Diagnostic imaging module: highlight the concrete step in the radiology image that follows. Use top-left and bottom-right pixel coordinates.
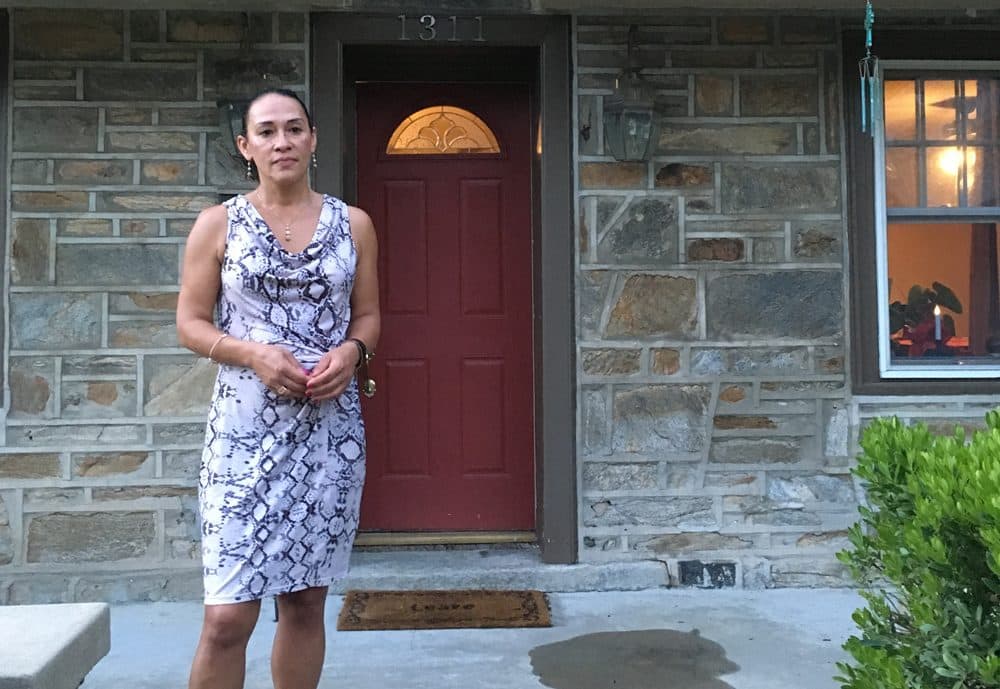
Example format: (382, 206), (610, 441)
(0, 602), (110, 689)
(335, 547), (668, 592)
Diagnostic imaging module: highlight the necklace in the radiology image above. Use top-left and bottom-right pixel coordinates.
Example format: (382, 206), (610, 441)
(253, 193), (312, 245)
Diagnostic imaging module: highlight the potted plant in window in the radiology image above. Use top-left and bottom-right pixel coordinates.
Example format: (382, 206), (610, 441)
(889, 281), (963, 357)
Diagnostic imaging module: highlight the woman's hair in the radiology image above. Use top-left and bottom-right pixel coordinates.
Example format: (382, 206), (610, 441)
(241, 88), (315, 136)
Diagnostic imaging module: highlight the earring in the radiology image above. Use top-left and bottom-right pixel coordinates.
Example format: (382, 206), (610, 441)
(311, 152), (318, 170)
(245, 159), (253, 181)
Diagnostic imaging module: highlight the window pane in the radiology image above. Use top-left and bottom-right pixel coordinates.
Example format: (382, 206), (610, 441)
(884, 80), (917, 141)
(885, 147), (918, 207)
(887, 222), (1000, 362)
(386, 105), (501, 155)
(926, 146), (961, 207)
(968, 144), (1000, 207)
(924, 79), (960, 141)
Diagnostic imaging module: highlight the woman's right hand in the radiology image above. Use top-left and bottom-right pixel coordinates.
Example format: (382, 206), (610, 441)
(250, 343), (309, 398)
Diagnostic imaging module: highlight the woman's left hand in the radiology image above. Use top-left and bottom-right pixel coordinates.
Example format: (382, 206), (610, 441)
(305, 343), (358, 402)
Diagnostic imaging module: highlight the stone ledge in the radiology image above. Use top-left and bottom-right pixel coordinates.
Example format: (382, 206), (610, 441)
(0, 602), (110, 689)
(338, 549), (668, 593)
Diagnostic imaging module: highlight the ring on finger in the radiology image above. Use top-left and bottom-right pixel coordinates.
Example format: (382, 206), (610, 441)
(277, 384), (289, 395)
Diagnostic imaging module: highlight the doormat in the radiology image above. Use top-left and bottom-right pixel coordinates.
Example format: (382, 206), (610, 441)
(336, 589), (552, 631)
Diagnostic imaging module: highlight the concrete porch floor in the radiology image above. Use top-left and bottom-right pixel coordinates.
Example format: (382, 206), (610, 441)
(79, 587), (863, 689)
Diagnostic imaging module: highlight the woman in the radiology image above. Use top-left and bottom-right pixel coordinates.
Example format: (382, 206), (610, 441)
(176, 88), (379, 689)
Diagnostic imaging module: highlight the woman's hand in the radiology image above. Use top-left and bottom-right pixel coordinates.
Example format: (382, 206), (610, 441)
(305, 343), (358, 402)
(250, 343), (309, 398)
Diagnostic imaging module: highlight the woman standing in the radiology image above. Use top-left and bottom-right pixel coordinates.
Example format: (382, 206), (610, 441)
(176, 88), (379, 689)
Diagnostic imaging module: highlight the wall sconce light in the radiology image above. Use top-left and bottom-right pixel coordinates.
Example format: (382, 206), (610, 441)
(215, 12), (274, 165)
(603, 25), (659, 162)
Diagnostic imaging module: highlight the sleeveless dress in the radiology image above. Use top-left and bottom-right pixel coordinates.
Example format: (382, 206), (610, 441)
(198, 193), (366, 605)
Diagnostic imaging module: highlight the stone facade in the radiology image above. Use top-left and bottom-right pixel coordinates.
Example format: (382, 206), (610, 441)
(1, 8), (994, 601)
(576, 15), (856, 587)
(0, 9), (305, 602)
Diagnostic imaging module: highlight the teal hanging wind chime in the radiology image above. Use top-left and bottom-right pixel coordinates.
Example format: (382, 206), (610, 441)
(859, 0), (880, 135)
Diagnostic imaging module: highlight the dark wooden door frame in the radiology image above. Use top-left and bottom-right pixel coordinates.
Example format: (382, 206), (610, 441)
(311, 14), (576, 564)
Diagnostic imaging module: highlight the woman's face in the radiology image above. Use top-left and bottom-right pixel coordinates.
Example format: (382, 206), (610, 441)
(238, 93), (316, 184)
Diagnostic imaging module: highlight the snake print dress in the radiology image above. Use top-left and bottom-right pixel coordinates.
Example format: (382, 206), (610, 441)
(198, 193), (366, 605)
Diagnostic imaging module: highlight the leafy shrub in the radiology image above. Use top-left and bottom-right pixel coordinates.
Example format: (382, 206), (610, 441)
(836, 413), (1000, 689)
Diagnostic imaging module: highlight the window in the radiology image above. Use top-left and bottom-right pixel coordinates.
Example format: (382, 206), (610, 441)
(845, 30), (1000, 392)
(386, 105), (500, 155)
(875, 68), (1000, 378)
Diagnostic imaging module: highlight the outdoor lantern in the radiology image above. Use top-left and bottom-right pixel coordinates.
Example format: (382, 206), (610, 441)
(602, 25), (659, 162)
(603, 75), (659, 162)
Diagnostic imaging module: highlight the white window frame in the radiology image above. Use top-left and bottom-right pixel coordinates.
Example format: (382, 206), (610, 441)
(875, 59), (1000, 379)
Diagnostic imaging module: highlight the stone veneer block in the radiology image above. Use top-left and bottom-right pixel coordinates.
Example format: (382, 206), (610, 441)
(766, 473), (855, 504)
(58, 218), (114, 237)
(13, 108), (99, 152)
(691, 347), (810, 376)
(26, 512), (156, 563)
(597, 199), (678, 263)
(582, 462), (658, 491)
(780, 16), (837, 44)
(687, 238), (744, 262)
(143, 356), (217, 416)
(73, 452), (152, 478)
(657, 124), (797, 156)
(167, 11), (245, 42)
(61, 381), (138, 418)
(586, 496), (716, 528)
(130, 10), (160, 42)
(741, 75), (819, 116)
(54, 160), (132, 185)
(606, 275), (697, 339)
(633, 532), (757, 554)
(651, 349), (681, 375)
(11, 219), (50, 285)
(718, 16), (773, 44)
(12, 160), (48, 184)
(13, 10), (124, 60)
(110, 292), (179, 314)
(612, 385), (710, 454)
(580, 162), (646, 189)
(141, 160), (199, 185)
(710, 437), (804, 464)
(722, 164), (840, 213)
(655, 164), (713, 189)
(0, 495), (12, 565)
(0, 453), (62, 479)
(162, 450), (201, 480)
(793, 221), (843, 261)
(578, 270), (611, 340)
(581, 386), (609, 456)
(10, 293), (102, 349)
(107, 131), (200, 153)
(95, 192), (215, 213)
(582, 348), (641, 376)
(9, 358), (55, 418)
(706, 271), (841, 339)
(8, 424), (145, 447)
(56, 245), (178, 286)
(62, 355), (137, 376)
(13, 191), (89, 212)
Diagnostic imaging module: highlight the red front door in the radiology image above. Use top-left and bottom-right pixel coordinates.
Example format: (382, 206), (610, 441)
(356, 83), (535, 531)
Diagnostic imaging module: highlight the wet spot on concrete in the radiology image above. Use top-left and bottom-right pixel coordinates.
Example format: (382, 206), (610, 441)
(530, 628), (739, 689)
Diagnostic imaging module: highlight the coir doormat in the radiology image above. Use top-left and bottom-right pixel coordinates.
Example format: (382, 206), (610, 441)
(336, 589), (552, 631)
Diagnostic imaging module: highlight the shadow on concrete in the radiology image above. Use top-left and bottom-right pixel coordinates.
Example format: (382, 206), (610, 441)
(529, 628), (739, 689)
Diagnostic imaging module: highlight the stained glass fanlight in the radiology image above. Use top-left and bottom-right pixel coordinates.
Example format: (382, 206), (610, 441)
(386, 105), (500, 155)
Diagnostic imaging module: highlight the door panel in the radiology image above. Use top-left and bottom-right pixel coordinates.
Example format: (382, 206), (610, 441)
(356, 83), (534, 531)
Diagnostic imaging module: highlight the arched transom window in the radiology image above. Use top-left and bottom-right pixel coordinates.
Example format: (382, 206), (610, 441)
(386, 105), (501, 155)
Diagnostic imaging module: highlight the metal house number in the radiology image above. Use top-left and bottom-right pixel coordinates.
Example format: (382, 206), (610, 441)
(397, 14), (486, 42)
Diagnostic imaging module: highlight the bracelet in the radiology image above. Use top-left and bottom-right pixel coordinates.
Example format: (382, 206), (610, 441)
(207, 333), (229, 361)
(346, 337), (368, 369)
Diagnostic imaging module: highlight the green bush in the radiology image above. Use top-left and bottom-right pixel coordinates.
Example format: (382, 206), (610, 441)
(836, 413), (1000, 689)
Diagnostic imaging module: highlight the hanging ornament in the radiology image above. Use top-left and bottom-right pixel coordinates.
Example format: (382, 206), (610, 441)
(858, 0), (880, 135)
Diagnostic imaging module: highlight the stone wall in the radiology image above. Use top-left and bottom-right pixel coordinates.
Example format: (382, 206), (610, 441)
(0, 9), (307, 602)
(575, 16), (857, 587)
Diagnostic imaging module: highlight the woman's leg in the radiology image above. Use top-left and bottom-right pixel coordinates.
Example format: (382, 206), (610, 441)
(271, 586), (329, 689)
(188, 599), (262, 689)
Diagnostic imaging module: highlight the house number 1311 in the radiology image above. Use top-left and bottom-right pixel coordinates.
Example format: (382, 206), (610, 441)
(397, 14), (486, 42)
